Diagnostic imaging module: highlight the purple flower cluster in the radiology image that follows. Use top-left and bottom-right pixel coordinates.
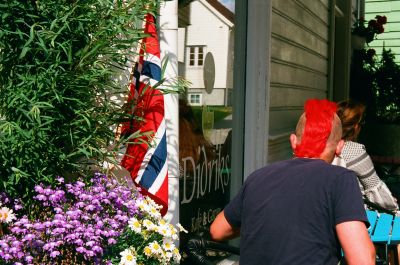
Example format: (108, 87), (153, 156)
(0, 173), (141, 264)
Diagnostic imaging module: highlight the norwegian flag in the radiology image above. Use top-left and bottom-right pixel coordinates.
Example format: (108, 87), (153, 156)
(121, 13), (168, 216)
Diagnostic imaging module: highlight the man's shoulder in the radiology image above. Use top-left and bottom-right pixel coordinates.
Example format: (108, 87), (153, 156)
(247, 158), (355, 181)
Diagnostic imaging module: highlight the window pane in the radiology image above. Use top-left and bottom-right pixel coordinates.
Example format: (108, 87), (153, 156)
(178, 0), (236, 256)
(198, 47), (204, 65)
(189, 47), (195, 65)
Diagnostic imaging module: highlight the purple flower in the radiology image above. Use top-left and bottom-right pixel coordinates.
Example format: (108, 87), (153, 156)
(85, 241), (95, 247)
(107, 238), (117, 245)
(86, 250), (95, 257)
(92, 245), (103, 254)
(54, 213), (66, 220)
(75, 202), (85, 208)
(43, 188), (53, 195)
(35, 194), (47, 201)
(85, 204), (95, 211)
(23, 234), (35, 241)
(33, 223), (44, 230)
(74, 239), (84, 246)
(9, 247), (18, 254)
(76, 246), (87, 253)
(43, 242), (56, 251)
(50, 250), (60, 258)
(76, 181), (85, 188)
(0, 173), (144, 263)
(56, 177), (64, 183)
(11, 241), (22, 248)
(34, 185), (44, 193)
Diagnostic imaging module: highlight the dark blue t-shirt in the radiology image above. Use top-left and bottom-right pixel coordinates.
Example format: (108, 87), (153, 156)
(224, 158), (368, 265)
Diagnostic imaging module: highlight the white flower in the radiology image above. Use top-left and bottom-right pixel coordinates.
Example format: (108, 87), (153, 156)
(119, 248), (137, 265)
(168, 224), (179, 240)
(159, 219), (167, 226)
(146, 197), (162, 210)
(148, 241), (162, 254)
(149, 206), (161, 219)
(128, 217), (141, 233)
(172, 247), (181, 262)
(177, 223), (188, 233)
(165, 250), (173, 260)
(0, 207), (16, 223)
(162, 238), (175, 251)
(142, 219), (155, 231)
(137, 199), (150, 213)
(143, 246), (152, 257)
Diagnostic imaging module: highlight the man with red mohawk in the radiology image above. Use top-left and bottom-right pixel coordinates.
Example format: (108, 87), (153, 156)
(210, 99), (375, 265)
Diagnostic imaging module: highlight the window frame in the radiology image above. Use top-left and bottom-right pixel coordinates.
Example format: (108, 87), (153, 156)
(186, 45), (206, 67)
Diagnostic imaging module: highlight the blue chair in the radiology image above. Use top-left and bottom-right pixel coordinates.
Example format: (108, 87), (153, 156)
(366, 209), (400, 265)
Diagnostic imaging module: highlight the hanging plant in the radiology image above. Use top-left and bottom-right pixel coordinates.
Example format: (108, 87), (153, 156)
(352, 15), (387, 44)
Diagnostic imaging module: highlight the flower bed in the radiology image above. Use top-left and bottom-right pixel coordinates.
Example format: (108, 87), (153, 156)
(0, 173), (182, 264)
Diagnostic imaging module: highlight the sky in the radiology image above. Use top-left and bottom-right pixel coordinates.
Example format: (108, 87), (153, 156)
(218, 0), (235, 12)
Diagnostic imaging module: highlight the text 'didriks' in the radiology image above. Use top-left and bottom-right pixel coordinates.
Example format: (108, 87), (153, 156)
(180, 144), (230, 204)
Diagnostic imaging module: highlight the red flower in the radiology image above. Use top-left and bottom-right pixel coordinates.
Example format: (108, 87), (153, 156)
(352, 14), (387, 44)
(377, 24), (385, 34)
(368, 19), (379, 29)
(376, 15), (387, 25)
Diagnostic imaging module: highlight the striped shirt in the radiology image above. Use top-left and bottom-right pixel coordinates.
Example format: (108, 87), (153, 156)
(334, 141), (399, 212)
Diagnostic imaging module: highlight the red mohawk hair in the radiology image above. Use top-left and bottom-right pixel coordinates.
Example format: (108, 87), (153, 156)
(294, 99), (338, 158)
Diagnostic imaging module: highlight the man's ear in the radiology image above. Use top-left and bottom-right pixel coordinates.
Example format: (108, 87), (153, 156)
(290, 134), (298, 151)
(335, 139), (345, 156)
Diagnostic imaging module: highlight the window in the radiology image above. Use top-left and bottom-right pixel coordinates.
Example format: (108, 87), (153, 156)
(187, 46), (205, 66)
(188, 94), (201, 105)
(198, 47), (204, 66)
(189, 47), (195, 66)
(178, 0), (242, 246)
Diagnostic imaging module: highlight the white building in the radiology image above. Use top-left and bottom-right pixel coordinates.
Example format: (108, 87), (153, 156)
(178, 0), (234, 106)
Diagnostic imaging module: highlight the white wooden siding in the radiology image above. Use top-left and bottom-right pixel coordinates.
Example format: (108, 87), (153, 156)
(365, 0), (400, 63)
(268, 0), (331, 162)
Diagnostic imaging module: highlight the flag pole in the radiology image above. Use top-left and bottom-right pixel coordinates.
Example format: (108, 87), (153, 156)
(159, 0), (179, 230)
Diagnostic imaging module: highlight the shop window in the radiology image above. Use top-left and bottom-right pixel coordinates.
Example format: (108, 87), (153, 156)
(178, 1), (240, 263)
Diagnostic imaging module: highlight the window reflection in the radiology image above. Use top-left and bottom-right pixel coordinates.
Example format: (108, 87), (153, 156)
(178, 0), (235, 251)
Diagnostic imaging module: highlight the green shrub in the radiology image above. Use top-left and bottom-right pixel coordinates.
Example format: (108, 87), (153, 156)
(0, 0), (160, 205)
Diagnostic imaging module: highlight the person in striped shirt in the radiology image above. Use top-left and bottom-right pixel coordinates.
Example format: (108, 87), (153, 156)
(333, 100), (399, 213)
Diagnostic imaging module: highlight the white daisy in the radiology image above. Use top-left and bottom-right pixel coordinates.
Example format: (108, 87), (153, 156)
(148, 241), (162, 254)
(119, 248), (137, 265)
(149, 206), (161, 219)
(0, 207), (16, 223)
(172, 248), (181, 262)
(143, 246), (152, 257)
(137, 199), (150, 213)
(128, 217), (141, 233)
(146, 197), (162, 210)
(162, 238), (175, 251)
(142, 219), (155, 231)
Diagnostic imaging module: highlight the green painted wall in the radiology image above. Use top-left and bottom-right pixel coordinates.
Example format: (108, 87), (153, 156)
(365, 0), (400, 62)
